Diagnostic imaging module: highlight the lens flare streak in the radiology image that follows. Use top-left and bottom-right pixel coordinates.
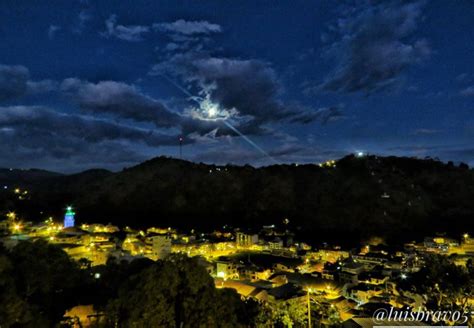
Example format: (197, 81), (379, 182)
(222, 120), (278, 164)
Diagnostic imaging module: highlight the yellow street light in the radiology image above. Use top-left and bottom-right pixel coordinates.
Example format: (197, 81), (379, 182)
(307, 287), (314, 328)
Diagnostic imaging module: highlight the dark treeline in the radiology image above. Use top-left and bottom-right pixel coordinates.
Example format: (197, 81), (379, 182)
(0, 240), (262, 327)
(1, 155), (473, 246)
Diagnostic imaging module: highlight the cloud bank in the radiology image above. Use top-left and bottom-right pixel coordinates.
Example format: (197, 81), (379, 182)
(320, 0), (430, 94)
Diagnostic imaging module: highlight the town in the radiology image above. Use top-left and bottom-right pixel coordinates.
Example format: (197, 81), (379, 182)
(2, 202), (473, 327)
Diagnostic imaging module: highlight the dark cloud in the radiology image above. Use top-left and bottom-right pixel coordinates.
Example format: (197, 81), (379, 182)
(151, 18), (329, 138)
(320, 0), (430, 94)
(153, 20), (221, 35)
(0, 64), (57, 101)
(0, 106), (183, 148)
(290, 106), (345, 125)
(0, 105), (194, 171)
(61, 78), (181, 128)
(0, 133), (147, 173)
(0, 65), (29, 101)
(59, 77), (259, 138)
(101, 15), (149, 42)
(152, 54), (321, 135)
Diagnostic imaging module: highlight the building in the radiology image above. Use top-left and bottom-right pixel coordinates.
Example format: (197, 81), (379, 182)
(461, 236), (474, 254)
(268, 238), (284, 250)
(64, 206), (75, 228)
(216, 260), (241, 280)
(150, 235), (171, 260)
(239, 265), (272, 281)
(358, 270), (389, 285)
(346, 284), (384, 304)
(236, 232), (258, 247)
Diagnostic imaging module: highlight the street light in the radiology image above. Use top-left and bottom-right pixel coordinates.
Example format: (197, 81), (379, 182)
(307, 288), (313, 328)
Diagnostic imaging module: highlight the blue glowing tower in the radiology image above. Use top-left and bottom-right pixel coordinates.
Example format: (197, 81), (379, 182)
(64, 206), (75, 228)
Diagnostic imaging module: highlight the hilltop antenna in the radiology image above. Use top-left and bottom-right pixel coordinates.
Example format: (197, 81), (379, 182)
(179, 136), (183, 159)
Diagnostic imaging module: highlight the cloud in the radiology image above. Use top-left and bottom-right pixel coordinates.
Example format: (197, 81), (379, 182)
(59, 77), (263, 138)
(0, 65), (29, 101)
(460, 85), (474, 97)
(151, 19), (340, 137)
(320, 0), (430, 94)
(153, 19), (221, 35)
(61, 78), (181, 128)
(290, 106), (345, 125)
(412, 128), (440, 135)
(455, 73), (469, 83)
(0, 106), (183, 147)
(0, 64), (58, 101)
(48, 25), (61, 39)
(101, 14), (149, 41)
(152, 54), (321, 135)
(0, 106), (192, 171)
(73, 10), (92, 34)
(27, 80), (58, 94)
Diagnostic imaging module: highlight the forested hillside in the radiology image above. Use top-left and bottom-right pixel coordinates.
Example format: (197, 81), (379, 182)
(1, 155), (473, 245)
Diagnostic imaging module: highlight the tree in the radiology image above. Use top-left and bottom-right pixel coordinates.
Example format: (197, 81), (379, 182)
(0, 253), (42, 327)
(106, 254), (257, 327)
(5, 240), (89, 326)
(399, 254), (473, 318)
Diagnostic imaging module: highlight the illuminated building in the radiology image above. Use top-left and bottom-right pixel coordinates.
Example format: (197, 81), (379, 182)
(150, 235), (171, 260)
(461, 235), (474, 254)
(236, 232), (258, 247)
(64, 206), (75, 228)
(216, 260), (241, 280)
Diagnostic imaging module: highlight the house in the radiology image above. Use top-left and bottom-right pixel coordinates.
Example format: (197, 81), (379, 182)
(346, 284), (384, 304)
(239, 265), (272, 281)
(267, 283), (305, 302)
(331, 297), (358, 321)
(358, 270), (389, 285)
(273, 262), (294, 272)
(353, 252), (389, 266)
(269, 274), (288, 287)
(216, 259), (241, 280)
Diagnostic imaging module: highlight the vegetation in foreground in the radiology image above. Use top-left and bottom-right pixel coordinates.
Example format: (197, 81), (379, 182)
(1, 241), (474, 327)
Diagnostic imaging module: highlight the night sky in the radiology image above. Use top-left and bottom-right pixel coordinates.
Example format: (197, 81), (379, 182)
(1, 0), (473, 172)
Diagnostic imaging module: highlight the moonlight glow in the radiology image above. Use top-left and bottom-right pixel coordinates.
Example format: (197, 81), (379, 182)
(190, 95), (232, 121)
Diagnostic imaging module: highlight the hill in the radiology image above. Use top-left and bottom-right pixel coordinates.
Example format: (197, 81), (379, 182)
(1, 155), (473, 245)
